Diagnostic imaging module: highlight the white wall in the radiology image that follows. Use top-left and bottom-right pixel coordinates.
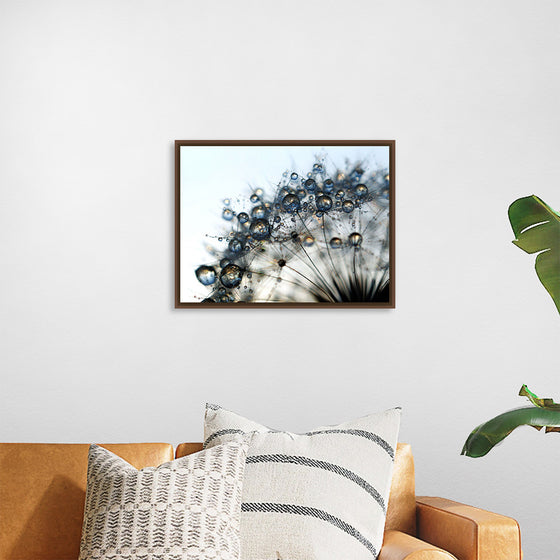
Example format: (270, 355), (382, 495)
(1, 1), (559, 558)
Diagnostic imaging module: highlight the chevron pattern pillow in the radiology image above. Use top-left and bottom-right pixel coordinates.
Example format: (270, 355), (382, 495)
(204, 405), (401, 560)
(79, 441), (248, 560)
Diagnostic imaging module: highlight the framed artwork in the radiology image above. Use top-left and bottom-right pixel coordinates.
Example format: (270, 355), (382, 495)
(175, 140), (395, 308)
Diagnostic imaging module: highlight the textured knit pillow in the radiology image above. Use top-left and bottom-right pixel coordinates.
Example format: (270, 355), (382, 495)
(204, 405), (401, 560)
(79, 441), (248, 560)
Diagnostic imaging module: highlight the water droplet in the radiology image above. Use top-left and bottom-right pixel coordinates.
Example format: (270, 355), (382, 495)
(223, 198), (231, 206)
(349, 232), (362, 247)
(282, 193), (301, 213)
(313, 163), (323, 173)
(329, 237), (342, 249)
(342, 200), (354, 213)
(252, 205), (267, 219)
(302, 235), (314, 247)
(249, 219), (271, 240)
(304, 178), (316, 192)
(290, 172), (299, 181)
(195, 265), (216, 286)
(220, 263), (243, 288)
(250, 193), (259, 203)
(255, 188), (264, 196)
(297, 189), (306, 199)
(316, 195), (333, 212)
(355, 184), (368, 197)
(323, 179), (334, 193)
(222, 208), (234, 221)
(237, 212), (249, 224)
(336, 190), (345, 199)
(228, 238), (244, 254)
(274, 215), (281, 223)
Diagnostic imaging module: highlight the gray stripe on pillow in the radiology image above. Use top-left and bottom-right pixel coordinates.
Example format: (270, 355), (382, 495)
(247, 454), (386, 512)
(241, 502), (377, 557)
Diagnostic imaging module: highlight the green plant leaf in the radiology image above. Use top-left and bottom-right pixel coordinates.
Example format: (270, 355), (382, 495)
(461, 406), (560, 458)
(508, 195), (560, 314)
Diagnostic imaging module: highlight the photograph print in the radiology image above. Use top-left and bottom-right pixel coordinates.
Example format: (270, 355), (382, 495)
(175, 141), (395, 308)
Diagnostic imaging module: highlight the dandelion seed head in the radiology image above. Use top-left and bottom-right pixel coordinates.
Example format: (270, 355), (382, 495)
(195, 155), (390, 303)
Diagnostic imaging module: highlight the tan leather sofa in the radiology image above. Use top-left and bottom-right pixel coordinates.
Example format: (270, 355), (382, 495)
(0, 442), (521, 560)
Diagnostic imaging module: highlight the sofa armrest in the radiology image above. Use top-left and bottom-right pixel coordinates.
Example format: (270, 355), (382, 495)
(379, 530), (457, 560)
(416, 496), (522, 560)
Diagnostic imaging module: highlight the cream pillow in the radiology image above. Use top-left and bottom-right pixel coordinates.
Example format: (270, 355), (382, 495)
(79, 441), (248, 560)
(204, 405), (401, 560)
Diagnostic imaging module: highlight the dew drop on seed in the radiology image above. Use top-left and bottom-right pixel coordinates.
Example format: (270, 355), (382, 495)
(237, 212), (249, 224)
(223, 198), (231, 206)
(290, 172), (299, 181)
(282, 193), (301, 213)
(228, 238), (243, 253)
(355, 184), (368, 197)
(323, 179), (334, 193)
(304, 178), (316, 192)
(303, 235), (314, 247)
(252, 206), (267, 219)
(316, 195), (333, 212)
(349, 232), (362, 247)
(195, 265), (216, 286)
(220, 263), (243, 288)
(342, 200), (354, 213)
(222, 208), (234, 221)
(329, 237), (342, 249)
(249, 219), (271, 240)
(250, 194), (259, 203)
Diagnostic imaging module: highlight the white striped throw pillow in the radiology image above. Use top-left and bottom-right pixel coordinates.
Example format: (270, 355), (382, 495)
(204, 405), (401, 560)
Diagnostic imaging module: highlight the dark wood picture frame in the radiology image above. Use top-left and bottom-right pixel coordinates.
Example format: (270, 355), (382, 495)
(175, 140), (395, 308)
